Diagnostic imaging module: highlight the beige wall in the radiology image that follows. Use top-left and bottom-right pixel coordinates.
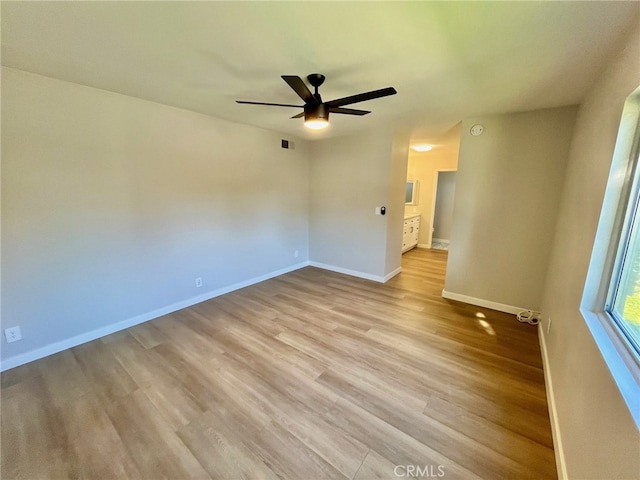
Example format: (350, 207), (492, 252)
(405, 125), (460, 246)
(1, 66), (409, 368)
(1, 67), (310, 365)
(539, 24), (640, 480)
(444, 106), (577, 312)
(309, 128), (408, 281)
(386, 131), (411, 273)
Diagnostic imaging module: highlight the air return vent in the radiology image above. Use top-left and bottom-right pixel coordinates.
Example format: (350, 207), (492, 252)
(281, 139), (295, 149)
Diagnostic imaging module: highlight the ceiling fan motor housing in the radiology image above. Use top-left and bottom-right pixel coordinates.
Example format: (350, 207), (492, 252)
(304, 103), (329, 122)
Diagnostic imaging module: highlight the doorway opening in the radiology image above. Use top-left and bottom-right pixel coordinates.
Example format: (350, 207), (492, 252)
(403, 123), (461, 256)
(428, 170), (457, 250)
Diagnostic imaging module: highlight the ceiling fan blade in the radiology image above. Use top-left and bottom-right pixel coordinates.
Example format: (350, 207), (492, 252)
(290, 112), (305, 119)
(329, 107), (371, 116)
(236, 100), (302, 108)
(281, 75), (315, 104)
(325, 87), (397, 108)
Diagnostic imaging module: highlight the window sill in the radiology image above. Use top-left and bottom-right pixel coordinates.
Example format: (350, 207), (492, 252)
(581, 308), (640, 429)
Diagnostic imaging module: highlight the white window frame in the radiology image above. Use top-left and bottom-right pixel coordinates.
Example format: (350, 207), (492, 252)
(581, 87), (640, 428)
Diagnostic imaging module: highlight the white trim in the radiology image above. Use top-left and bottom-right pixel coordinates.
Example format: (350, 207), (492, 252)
(578, 89), (640, 429)
(581, 309), (640, 426)
(309, 261), (387, 283)
(441, 290), (530, 315)
(432, 238), (450, 244)
(416, 243), (431, 249)
(0, 262), (309, 372)
(539, 327), (568, 480)
(383, 266), (402, 282)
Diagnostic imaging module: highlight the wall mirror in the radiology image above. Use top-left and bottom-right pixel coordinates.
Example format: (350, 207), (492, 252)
(406, 180), (419, 205)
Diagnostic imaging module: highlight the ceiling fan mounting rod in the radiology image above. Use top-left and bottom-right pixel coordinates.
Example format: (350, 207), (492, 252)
(307, 73), (325, 96)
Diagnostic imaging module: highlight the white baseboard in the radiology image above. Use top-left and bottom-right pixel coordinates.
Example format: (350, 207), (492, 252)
(308, 261), (389, 283)
(441, 290), (530, 315)
(539, 327), (568, 480)
(432, 238), (450, 243)
(384, 266), (402, 282)
(0, 262), (309, 372)
(417, 243), (431, 249)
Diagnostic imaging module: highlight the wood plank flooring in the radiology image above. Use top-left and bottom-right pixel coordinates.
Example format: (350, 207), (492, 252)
(1, 248), (557, 479)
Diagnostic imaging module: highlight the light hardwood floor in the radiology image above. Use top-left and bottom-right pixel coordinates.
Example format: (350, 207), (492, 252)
(1, 248), (557, 479)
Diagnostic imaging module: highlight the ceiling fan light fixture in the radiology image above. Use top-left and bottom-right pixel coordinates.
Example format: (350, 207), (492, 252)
(304, 104), (329, 130)
(304, 119), (329, 130)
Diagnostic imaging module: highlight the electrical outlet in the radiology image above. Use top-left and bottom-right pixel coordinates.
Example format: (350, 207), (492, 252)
(547, 317), (552, 335)
(5, 326), (22, 343)
(294, 250), (299, 258)
(195, 277), (203, 288)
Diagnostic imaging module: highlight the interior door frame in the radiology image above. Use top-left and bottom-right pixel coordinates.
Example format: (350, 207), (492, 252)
(426, 168), (457, 248)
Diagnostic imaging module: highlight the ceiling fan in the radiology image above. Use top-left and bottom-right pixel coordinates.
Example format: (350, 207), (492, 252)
(236, 74), (397, 130)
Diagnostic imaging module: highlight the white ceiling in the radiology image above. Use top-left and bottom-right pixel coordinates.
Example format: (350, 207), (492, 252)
(2, 2), (638, 143)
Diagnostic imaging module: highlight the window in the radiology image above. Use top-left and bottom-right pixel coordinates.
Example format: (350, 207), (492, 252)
(607, 153), (640, 359)
(581, 87), (640, 428)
